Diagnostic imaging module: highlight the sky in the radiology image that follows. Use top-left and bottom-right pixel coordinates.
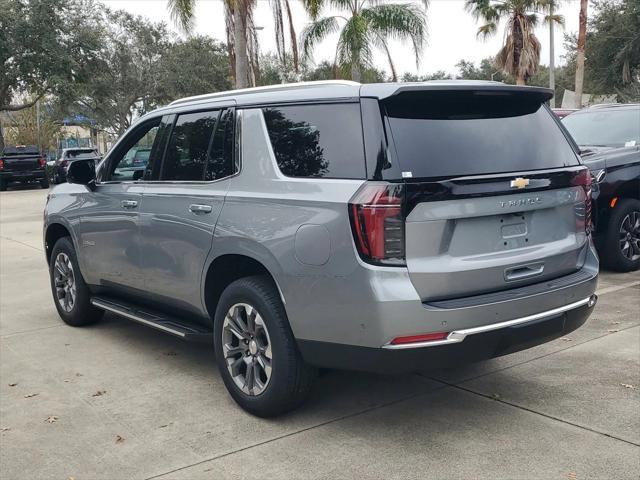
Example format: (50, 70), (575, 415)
(102, 0), (586, 77)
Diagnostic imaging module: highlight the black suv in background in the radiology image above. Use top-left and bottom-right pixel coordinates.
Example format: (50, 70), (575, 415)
(0, 145), (48, 191)
(563, 104), (640, 271)
(51, 148), (101, 184)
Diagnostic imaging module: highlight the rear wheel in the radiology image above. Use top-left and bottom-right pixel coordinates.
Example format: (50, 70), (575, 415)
(213, 276), (316, 417)
(49, 237), (103, 326)
(0, 179), (7, 191)
(40, 177), (49, 188)
(602, 198), (640, 272)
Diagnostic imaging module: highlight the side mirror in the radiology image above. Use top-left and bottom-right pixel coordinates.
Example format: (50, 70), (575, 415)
(66, 158), (97, 191)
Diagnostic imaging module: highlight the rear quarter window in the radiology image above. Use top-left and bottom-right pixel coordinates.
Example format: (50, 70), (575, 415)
(262, 103), (365, 179)
(384, 91), (580, 179)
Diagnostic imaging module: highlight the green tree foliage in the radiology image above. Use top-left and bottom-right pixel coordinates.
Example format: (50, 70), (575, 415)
(159, 36), (232, 99)
(564, 0), (639, 100)
(301, 0), (427, 82)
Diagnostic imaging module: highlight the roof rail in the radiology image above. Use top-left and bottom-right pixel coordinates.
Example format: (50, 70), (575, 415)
(168, 80), (361, 106)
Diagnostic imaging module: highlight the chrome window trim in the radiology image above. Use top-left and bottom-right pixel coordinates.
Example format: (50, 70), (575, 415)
(382, 296), (595, 349)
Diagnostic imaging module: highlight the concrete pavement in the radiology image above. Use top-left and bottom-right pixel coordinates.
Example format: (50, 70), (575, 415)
(1, 187), (639, 479)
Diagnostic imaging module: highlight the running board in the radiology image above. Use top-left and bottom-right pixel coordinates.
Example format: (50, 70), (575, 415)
(90, 296), (212, 343)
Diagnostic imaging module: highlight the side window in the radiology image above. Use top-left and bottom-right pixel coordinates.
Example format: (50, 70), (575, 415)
(205, 109), (235, 181)
(143, 115), (173, 181)
(262, 103), (365, 179)
(107, 118), (161, 182)
(162, 110), (219, 181)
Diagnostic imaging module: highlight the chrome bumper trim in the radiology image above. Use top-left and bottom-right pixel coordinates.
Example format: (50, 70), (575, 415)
(382, 295), (596, 350)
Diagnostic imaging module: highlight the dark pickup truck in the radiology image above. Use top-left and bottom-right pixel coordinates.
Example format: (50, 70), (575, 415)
(0, 145), (49, 191)
(563, 104), (640, 272)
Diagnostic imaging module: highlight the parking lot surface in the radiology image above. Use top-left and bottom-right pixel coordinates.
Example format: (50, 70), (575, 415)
(1, 187), (639, 479)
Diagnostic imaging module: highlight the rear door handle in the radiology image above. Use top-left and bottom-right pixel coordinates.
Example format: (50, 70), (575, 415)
(189, 204), (213, 214)
(121, 200), (138, 209)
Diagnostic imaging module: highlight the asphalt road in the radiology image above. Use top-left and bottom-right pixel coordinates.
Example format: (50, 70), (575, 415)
(1, 187), (639, 480)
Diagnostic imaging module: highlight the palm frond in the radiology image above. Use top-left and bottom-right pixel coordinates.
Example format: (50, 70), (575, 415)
(167, 0), (196, 33)
(477, 22), (497, 40)
(301, 16), (341, 61)
(336, 14), (374, 75)
(362, 3), (427, 68)
(301, 0), (326, 20)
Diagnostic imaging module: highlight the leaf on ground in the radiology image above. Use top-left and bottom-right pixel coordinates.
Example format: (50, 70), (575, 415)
(45, 416), (58, 424)
(158, 423), (172, 429)
(491, 393), (501, 400)
(24, 393), (38, 398)
(610, 321), (621, 325)
(75, 373), (83, 377)
(8, 383), (17, 387)
(1, 427), (10, 432)
(115, 435), (125, 444)
(620, 383), (636, 390)
(165, 351), (177, 356)
(561, 338), (573, 342)
(567, 473), (577, 480)
(608, 329), (620, 333)
(92, 390), (107, 397)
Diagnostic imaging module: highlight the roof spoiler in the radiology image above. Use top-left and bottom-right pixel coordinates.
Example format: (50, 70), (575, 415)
(362, 83), (553, 104)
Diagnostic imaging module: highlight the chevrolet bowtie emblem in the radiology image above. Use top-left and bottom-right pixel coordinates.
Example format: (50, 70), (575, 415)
(510, 177), (530, 189)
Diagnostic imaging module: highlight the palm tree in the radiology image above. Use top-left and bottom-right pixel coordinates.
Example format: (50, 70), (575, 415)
(466, 0), (562, 86)
(271, 0), (300, 80)
(168, 0), (297, 88)
(301, 1), (428, 82)
(574, 0), (588, 107)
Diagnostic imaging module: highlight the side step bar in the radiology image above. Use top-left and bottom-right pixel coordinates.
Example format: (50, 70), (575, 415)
(91, 296), (212, 343)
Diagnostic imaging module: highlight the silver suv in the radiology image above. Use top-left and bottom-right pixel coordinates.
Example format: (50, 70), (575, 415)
(44, 81), (599, 416)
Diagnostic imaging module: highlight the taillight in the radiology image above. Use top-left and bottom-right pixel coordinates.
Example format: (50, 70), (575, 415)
(0, 159), (3, 170)
(572, 168), (592, 234)
(39, 157), (46, 168)
(390, 332), (449, 345)
(349, 182), (406, 265)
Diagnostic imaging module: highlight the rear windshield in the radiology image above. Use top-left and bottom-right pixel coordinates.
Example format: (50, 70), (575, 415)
(562, 108), (640, 147)
(2, 146), (39, 156)
(384, 91), (580, 179)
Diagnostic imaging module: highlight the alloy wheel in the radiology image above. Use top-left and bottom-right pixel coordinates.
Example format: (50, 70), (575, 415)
(53, 252), (76, 312)
(222, 303), (272, 396)
(619, 210), (640, 261)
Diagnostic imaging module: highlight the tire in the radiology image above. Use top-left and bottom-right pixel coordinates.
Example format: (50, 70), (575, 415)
(49, 236), (103, 326)
(602, 198), (640, 272)
(0, 180), (7, 192)
(213, 275), (316, 417)
(40, 177), (49, 188)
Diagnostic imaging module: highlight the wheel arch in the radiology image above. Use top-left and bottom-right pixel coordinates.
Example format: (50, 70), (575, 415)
(202, 252), (286, 324)
(44, 222), (73, 265)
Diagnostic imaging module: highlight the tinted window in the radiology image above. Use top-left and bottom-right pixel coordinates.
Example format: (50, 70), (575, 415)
(385, 92), (580, 179)
(162, 110), (219, 181)
(109, 120), (160, 182)
(562, 108), (640, 147)
(205, 109), (235, 181)
(66, 149), (97, 159)
(263, 104), (365, 179)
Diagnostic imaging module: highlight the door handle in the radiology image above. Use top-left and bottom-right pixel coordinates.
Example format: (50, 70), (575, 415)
(504, 263), (544, 282)
(189, 204), (213, 214)
(121, 200), (138, 209)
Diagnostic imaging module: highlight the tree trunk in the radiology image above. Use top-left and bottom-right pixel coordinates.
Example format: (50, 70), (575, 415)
(549, 5), (555, 107)
(516, 76), (526, 86)
(574, 0), (588, 108)
(233, 1), (250, 89)
(0, 122), (5, 153)
(351, 62), (361, 83)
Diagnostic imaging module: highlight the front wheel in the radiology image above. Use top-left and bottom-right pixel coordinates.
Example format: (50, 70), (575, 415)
(213, 276), (316, 417)
(49, 237), (103, 326)
(602, 198), (640, 272)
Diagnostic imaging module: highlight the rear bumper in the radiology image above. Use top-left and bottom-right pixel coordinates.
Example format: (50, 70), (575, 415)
(298, 297), (596, 373)
(0, 170), (46, 181)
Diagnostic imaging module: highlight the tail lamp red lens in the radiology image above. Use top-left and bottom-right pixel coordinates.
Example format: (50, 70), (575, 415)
(39, 157), (46, 168)
(349, 183), (406, 265)
(0, 159), (4, 170)
(390, 332), (449, 345)
(572, 168), (592, 234)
